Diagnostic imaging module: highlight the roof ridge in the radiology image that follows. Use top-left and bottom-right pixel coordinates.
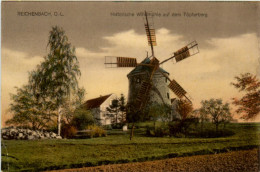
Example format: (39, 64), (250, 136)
(82, 94), (113, 109)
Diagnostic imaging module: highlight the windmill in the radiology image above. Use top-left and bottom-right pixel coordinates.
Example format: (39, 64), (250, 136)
(105, 11), (199, 113)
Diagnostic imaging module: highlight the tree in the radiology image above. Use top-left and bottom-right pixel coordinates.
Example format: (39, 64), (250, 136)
(7, 85), (54, 129)
(118, 94), (127, 123)
(231, 73), (260, 120)
(106, 99), (120, 124)
(173, 100), (197, 137)
(176, 100), (193, 120)
(106, 94), (126, 124)
(31, 26), (82, 135)
(200, 99), (231, 132)
(148, 102), (171, 130)
(126, 105), (145, 140)
(193, 108), (210, 133)
(7, 67), (57, 130)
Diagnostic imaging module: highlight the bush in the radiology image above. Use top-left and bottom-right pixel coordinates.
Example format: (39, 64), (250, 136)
(61, 124), (78, 138)
(102, 125), (112, 130)
(168, 118), (199, 137)
(198, 129), (235, 138)
(71, 108), (94, 130)
(75, 125), (107, 138)
(111, 123), (124, 129)
(146, 124), (169, 137)
(87, 125), (107, 137)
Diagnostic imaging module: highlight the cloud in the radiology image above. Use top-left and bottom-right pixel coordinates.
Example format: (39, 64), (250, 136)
(2, 48), (43, 88)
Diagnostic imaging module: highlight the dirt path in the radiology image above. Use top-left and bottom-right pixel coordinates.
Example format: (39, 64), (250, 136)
(51, 149), (259, 172)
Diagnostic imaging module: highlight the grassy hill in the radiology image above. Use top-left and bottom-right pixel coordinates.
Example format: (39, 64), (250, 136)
(1, 123), (260, 171)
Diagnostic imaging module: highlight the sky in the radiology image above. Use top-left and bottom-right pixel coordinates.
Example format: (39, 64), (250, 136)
(2, 2), (260, 126)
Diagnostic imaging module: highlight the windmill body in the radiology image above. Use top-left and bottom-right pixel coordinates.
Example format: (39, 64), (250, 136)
(127, 58), (171, 108)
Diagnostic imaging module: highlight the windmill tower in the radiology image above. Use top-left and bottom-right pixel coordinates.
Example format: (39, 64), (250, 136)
(127, 58), (171, 106)
(105, 11), (199, 112)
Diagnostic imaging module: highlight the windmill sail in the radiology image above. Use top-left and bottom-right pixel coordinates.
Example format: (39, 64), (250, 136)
(134, 81), (152, 110)
(144, 11), (156, 57)
(160, 41), (199, 65)
(105, 56), (137, 68)
(168, 79), (187, 99)
(145, 24), (157, 46)
(174, 46), (190, 62)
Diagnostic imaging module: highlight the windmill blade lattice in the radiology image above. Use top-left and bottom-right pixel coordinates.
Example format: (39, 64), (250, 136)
(145, 24), (157, 46)
(105, 56), (137, 68)
(134, 81), (152, 110)
(168, 79), (187, 99)
(160, 41), (199, 65)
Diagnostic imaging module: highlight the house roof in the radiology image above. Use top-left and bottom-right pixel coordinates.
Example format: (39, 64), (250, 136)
(127, 58), (169, 76)
(81, 94), (112, 109)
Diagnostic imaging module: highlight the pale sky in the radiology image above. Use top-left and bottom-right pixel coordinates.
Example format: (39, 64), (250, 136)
(2, 2), (260, 126)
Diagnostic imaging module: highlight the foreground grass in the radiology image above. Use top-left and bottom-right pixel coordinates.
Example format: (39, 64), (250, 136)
(1, 123), (260, 171)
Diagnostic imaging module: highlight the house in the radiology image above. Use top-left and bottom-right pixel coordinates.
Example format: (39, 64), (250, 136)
(81, 94), (117, 125)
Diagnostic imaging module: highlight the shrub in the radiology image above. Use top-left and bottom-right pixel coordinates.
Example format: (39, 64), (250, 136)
(87, 125), (106, 137)
(102, 125), (112, 130)
(74, 125), (107, 139)
(168, 117), (199, 137)
(198, 128), (235, 138)
(71, 108), (94, 130)
(61, 124), (78, 138)
(111, 123), (124, 129)
(146, 124), (169, 137)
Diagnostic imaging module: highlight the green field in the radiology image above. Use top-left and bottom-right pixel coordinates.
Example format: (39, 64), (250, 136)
(1, 123), (260, 171)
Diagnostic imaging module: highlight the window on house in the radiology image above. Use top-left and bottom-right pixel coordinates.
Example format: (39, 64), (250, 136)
(167, 92), (170, 99)
(165, 77), (167, 83)
(136, 78), (140, 83)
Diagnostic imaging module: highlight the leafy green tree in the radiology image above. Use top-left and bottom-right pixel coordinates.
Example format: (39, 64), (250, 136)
(106, 94), (126, 124)
(126, 105), (145, 140)
(200, 99), (231, 132)
(231, 73), (260, 120)
(7, 84), (56, 130)
(147, 102), (171, 130)
(106, 99), (120, 124)
(118, 94), (127, 123)
(193, 108), (210, 133)
(31, 26), (82, 135)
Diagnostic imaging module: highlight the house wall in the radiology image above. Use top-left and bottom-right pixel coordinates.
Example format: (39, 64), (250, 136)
(99, 94), (117, 125)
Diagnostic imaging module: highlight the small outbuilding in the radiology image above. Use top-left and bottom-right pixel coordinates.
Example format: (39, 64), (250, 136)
(81, 94), (117, 125)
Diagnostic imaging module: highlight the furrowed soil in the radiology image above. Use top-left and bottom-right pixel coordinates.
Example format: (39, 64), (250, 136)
(50, 149), (259, 172)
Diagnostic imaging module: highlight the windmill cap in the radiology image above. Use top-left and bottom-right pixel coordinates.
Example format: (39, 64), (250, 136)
(127, 58), (169, 77)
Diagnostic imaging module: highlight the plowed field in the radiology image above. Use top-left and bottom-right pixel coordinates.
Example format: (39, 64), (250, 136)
(51, 149), (259, 172)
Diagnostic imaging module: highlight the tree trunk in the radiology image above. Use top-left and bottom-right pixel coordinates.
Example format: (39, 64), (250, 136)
(215, 123), (219, 133)
(130, 123), (135, 140)
(154, 121), (156, 131)
(200, 121), (204, 133)
(58, 107), (62, 136)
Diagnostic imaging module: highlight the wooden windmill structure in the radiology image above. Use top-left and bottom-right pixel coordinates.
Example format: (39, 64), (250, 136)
(105, 11), (199, 112)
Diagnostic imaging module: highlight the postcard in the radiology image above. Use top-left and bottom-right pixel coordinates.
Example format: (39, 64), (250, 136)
(1, 1), (259, 171)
